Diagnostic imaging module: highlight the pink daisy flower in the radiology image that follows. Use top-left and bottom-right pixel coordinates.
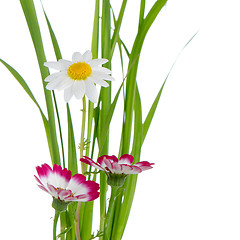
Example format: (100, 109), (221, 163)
(80, 154), (154, 186)
(35, 164), (100, 203)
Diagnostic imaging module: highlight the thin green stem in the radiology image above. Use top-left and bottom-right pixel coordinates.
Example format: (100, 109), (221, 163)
(75, 96), (87, 240)
(104, 186), (119, 240)
(52, 91), (65, 168)
(53, 210), (60, 240)
(80, 96), (87, 172)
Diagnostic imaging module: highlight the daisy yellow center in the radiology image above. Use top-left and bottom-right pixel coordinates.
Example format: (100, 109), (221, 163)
(67, 62), (92, 80)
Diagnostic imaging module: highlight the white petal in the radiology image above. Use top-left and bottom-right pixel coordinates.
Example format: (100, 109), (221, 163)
(57, 77), (74, 91)
(85, 81), (99, 103)
(91, 72), (115, 81)
(82, 50), (92, 62)
(64, 86), (74, 102)
(92, 66), (112, 74)
(88, 76), (109, 87)
(44, 72), (63, 82)
(45, 72), (71, 90)
(89, 59), (108, 67)
(58, 59), (72, 70)
(44, 61), (63, 71)
(73, 81), (86, 99)
(72, 52), (83, 63)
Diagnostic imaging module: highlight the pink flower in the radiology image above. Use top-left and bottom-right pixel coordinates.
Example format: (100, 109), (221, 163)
(35, 164), (100, 202)
(80, 154), (154, 175)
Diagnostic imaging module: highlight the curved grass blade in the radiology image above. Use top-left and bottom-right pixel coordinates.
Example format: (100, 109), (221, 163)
(20, 0), (60, 165)
(143, 31), (198, 142)
(0, 58), (55, 161)
(120, 0), (168, 155)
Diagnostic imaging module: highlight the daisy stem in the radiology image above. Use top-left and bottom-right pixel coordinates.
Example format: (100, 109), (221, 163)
(80, 96), (87, 173)
(53, 210), (60, 240)
(75, 96), (87, 240)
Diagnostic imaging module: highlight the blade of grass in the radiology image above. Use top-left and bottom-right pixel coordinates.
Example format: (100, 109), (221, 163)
(67, 105), (78, 175)
(111, 85), (143, 240)
(139, 0), (145, 29)
(80, 1), (100, 239)
(99, 1), (112, 238)
(0, 58), (54, 161)
(120, 0), (168, 155)
(20, 0), (60, 165)
(110, 0), (128, 59)
(143, 31), (198, 142)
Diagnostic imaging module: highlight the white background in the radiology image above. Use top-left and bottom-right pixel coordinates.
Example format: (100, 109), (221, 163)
(0, 0), (240, 239)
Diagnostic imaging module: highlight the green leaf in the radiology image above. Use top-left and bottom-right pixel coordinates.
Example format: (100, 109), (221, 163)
(111, 85), (143, 240)
(143, 31), (198, 142)
(67, 105), (78, 175)
(20, 0), (60, 165)
(0, 59), (55, 161)
(120, 0), (168, 155)
(41, 3), (62, 60)
(110, 0), (128, 59)
(57, 226), (72, 238)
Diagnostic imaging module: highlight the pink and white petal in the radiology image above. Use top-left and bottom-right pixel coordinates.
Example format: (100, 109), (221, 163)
(134, 161), (154, 171)
(89, 59), (108, 67)
(121, 164), (142, 174)
(97, 155), (118, 166)
(44, 61), (63, 70)
(34, 175), (44, 186)
(82, 50), (92, 62)
(72, 52), (83, 63)
(47, 183), (58, 198)
(64, 86), (74, 102)
(118, 154), (134, 165)
(88, 76), (109, 87)
(65, 192), (100, 202)
(36, 164), (52, 183)
(52, 164), (72, 189)
(111, 162), (123, 174)
(74, 180), (100, 196)
(85, 80), (99, 103)
(37, 184), (49, 193)
(73, 80), (86, 99)
(80, 156), (104, 171)
(67, 174), (86, 194)
(58, 189), (72, 200)
(102, 157), (114, 173)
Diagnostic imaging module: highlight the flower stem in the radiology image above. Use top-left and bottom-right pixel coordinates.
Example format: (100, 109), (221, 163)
(103, 186), (119, 240)
(75, 96), (87, 240)
(80, 96), (86, 173)
(53, 210), (60, 240)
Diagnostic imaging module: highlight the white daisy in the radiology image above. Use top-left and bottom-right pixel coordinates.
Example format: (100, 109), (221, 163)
(44, 50), (114, 103)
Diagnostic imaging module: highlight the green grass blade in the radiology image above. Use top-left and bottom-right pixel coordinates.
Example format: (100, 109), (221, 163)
(98, 81), (124, 155)
(111, 85), (143, 240)
(20, 0), (60, 165)
(67, 105), (78, 175)
(0, 58), (55, 161)
(80, 2), (100, 239)
(121, 0), (168, 155)
(142, 80), (166, 142)
(143, 31), (198, 142)
(110, 0), (128, 59)
(99, 1), (112, 238)
(41, 4), (62, 60)
(139, 0), (145, 28)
